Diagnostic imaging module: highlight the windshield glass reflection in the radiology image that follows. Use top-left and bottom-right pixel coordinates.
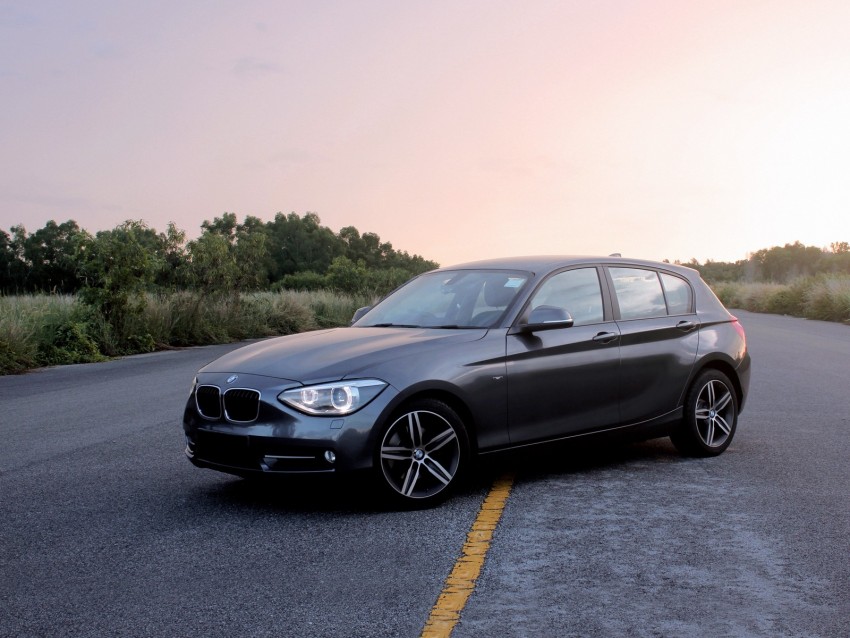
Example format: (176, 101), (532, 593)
(355, 270), (529, 329)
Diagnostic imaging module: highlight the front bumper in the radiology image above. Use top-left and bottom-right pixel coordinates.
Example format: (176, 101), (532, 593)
(182, 372), (398, 476)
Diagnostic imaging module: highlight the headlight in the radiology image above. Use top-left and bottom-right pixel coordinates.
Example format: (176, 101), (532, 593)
(278, 379), (387, 416)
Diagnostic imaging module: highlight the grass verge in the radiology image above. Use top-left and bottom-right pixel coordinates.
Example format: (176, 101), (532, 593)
(713, 275), (850, 323)
(0, 289), (371, 375)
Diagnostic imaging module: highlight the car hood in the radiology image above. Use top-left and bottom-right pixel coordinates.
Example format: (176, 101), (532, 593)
(200, 327), (488, 384)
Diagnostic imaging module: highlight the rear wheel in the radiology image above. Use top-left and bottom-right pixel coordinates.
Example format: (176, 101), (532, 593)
(376, 399), (469, 507)
(671, 370), (738, 457)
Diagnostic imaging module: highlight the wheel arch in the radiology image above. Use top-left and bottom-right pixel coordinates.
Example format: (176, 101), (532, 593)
(693, 358), (744, 408)
(383, 387), (479, 455)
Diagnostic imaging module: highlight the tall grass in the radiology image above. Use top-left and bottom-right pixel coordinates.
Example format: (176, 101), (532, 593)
(8, 275), (845, 375)
(0, 295), (45, 373)
(0, 289), (371, 375)
(0, 295), (105, 373)
(802, 276), (850, 321)
(714, 275), (850, 323)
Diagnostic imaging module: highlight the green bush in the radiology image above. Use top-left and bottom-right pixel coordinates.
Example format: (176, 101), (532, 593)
(804, 277), (850, 322)
(0, 297), (39, 373)
(712, 275), (850, 323)
(37, 320), (106, 365)
(710, 282), (738, 308)
(35, 301), (106, 365)
(713, 282), (782, 313)
(0, 295), (106, 369)
(763, 277), (809, 316)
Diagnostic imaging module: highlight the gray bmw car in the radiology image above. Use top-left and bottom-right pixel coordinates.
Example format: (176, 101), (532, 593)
(183, 256), (750, 506)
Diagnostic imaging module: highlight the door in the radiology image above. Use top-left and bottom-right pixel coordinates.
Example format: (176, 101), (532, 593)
(607, 267), (700, 423)
(506, 267), (621, 444)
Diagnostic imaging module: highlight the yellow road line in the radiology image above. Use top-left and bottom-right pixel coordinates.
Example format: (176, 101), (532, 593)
(420, 473), (516, 638)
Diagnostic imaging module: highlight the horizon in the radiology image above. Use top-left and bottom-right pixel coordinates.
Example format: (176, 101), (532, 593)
(2, 1), (849, 266)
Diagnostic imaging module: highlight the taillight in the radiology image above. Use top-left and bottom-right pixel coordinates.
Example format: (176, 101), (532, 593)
(730, 316), (746, 348)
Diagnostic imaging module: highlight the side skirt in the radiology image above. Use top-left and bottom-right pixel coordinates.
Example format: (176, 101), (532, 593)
(478, 407), (684, 456)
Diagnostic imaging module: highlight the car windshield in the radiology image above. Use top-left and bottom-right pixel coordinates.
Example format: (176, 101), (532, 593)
(355, 269), (530, 329)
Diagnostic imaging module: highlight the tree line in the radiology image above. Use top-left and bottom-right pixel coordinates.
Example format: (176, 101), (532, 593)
(681, 241), (850, 284)
(4, 219), (847, 296)
(0, 212), (438, 297)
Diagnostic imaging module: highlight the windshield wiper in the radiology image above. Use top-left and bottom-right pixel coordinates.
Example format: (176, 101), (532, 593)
(365, 322), (480, 329)
(366, 323), (421, 328)
(428, 324), (481, 329)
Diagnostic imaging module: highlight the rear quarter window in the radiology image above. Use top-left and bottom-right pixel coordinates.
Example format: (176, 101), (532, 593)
(660, 273), (693, 315)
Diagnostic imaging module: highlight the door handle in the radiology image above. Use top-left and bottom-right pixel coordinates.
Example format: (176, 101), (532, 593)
(592, 331), (619, 344)
(676, 320), (697, 332)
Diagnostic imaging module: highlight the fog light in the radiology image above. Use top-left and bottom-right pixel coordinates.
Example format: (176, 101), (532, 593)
(184, 436), (195, 459)
(324, 450), (336, 464)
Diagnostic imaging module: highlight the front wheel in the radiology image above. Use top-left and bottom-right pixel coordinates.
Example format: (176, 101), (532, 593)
(376, 399), (469, 507)
(671, 370), (738, 457)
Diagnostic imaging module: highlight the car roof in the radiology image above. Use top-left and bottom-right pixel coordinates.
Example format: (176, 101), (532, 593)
(438, 255), (699, 278)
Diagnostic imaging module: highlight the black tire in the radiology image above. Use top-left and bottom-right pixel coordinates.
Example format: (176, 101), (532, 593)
(375, 398), (470, 508)
(671, 370), (738, 457)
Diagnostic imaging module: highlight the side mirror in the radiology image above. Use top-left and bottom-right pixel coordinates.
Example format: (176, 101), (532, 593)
(514, 305), (574, 333)
(350, 306), (372, 325)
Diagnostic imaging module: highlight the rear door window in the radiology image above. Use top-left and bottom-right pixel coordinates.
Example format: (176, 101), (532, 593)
(609, 267), (667, 319)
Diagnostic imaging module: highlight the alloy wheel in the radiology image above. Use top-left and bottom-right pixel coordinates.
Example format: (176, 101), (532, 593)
(379, 409), (461, 500)
(695, 379), (735, 448)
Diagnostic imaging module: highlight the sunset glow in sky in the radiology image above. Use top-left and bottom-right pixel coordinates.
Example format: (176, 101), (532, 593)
(2, 1), (849, 266)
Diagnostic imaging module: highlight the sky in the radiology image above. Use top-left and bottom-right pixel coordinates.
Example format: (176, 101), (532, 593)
(2, 0), (849, 267)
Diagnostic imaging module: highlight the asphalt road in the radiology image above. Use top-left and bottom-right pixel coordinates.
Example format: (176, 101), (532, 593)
(1, 311), (848, 637)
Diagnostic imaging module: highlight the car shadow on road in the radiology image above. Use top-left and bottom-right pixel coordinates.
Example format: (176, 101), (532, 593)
(474, 436), (688, 486)
(194, 471), (396, 514)
(188, 438), (687, 514)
